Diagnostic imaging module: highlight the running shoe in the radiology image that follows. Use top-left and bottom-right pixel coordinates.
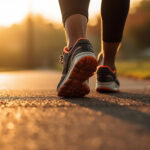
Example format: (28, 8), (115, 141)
(57, 38), (97, 97)
(96, 65), (120, 92)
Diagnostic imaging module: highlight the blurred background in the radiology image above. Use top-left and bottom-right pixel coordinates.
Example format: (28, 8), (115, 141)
(0, 0), (149, 79)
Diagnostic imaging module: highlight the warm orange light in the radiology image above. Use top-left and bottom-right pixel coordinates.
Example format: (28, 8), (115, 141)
(0, 0), (140, 26)
(0, 0), (28, 26)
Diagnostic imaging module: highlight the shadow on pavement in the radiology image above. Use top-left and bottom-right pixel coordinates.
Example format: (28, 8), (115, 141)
(106, 91), (150, 104)
(63, 92), (150, 131)
(0, 90), (150, 130)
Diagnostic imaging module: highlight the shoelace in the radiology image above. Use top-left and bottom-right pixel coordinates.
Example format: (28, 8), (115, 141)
(59, 55), (64, 64)
(59, 47), (72, 64)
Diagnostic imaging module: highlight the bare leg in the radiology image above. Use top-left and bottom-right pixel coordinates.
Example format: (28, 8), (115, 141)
(101, 42), (120, 70)
(58, 0), (90, 49)
(65, 14), (87, 49)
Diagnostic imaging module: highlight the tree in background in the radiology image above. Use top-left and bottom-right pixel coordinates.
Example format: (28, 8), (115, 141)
(122, 0), (150, 59)
(0, 15), (66, 69)
(0, 0), (149, 70)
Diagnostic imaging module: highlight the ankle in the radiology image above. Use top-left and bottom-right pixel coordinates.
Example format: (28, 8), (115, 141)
(65, 14), (87, 49)
(100, 42), (120, 71)
(103, 60), (116, 71)
(97, 53), (116, 71)
(68, 36), (86, 49)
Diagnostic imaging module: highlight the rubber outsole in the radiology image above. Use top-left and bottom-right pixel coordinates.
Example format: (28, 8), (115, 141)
(58, 56), (97, 98)
(96, 87), (120, 93)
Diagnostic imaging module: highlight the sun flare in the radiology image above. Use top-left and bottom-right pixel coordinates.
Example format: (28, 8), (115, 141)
(0, 0), (140, 26)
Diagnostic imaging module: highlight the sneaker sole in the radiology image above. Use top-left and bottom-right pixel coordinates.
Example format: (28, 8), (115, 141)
(96, 81), (120, 93)
(58, 53), (97, 98)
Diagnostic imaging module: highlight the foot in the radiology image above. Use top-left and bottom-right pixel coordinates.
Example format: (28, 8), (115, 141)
(57, 38), (97, 98)
(96, 64), (120, 93)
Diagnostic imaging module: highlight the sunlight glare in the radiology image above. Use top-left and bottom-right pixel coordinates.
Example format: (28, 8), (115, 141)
(0, 0), (28, 26)
(0, 0), (140, 26)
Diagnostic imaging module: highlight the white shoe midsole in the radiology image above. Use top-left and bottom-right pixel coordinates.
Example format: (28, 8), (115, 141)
(96, 81), (119, 91)
(58, 52), (96, 91)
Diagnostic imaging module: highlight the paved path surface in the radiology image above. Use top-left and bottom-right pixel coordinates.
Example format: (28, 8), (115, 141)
(0, 70), (150, 150)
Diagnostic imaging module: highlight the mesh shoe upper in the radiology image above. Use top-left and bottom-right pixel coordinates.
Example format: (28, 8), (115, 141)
(97, 65), (120, 86)
(57, 38), (94, 91)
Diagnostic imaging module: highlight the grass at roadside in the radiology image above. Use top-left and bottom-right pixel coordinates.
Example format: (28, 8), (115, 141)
(116, 60), (150, 80)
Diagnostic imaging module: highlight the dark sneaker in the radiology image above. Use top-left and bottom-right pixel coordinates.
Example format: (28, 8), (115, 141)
(57, 38), (97, 98)
(96, 65), (120, 92)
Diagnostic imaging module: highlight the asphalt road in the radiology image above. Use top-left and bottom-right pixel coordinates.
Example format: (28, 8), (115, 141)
(0, 70), (150, 150)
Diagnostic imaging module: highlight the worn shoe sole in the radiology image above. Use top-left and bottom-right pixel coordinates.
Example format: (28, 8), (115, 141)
(58, 52), (97, 98)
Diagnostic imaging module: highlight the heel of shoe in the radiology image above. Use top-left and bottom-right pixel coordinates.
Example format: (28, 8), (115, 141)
(96, 81), (119, 93)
